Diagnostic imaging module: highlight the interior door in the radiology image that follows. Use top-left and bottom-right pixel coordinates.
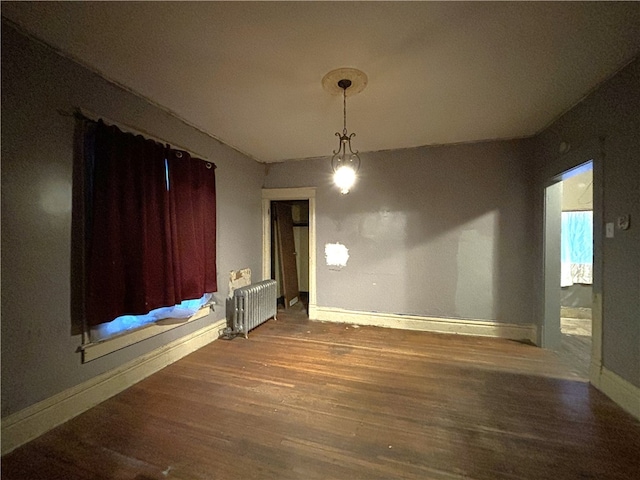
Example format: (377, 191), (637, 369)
(274, 202), (299, 307)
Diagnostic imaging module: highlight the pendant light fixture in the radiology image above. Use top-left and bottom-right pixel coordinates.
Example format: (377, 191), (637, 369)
(322, 68), (367, 194)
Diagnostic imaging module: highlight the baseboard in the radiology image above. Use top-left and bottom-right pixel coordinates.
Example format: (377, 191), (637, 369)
(589, 359), (602, 385)
(311, 306), (538, 344)
(1, 318), (227, 456)
(591, 363), (640, 421)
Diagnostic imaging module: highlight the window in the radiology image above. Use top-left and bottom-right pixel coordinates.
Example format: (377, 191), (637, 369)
(76, 118), (217, 348)
(91, 292), (213, 342)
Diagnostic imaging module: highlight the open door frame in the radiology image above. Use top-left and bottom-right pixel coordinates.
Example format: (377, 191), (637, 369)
(273, 202), (300, 308)
(542, 180), (563, 349)
(541, 140), (603, 385)
(262, 187), (317, 318)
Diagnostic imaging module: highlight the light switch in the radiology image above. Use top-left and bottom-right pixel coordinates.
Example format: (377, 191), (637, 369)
(606, 222), (614, 238)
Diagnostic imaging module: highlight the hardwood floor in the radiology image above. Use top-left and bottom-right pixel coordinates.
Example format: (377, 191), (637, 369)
(3, 310), (639, 479)
(556, 317), (592, 380)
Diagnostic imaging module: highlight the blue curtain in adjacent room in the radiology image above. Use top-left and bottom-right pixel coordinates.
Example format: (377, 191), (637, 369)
(561, 211), (593, 286)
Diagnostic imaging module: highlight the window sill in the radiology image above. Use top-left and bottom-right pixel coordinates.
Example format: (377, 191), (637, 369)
(81, 306), (212, 362)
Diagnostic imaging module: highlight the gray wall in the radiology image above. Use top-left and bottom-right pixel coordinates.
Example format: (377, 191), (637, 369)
(265, 140), (536, 325)
(534, 57), (639, 387)
(1, 24), (264, 416)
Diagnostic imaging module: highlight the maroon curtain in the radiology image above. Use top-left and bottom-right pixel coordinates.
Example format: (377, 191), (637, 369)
(85, 121), (217, 327)
(167, 150), (218, 301)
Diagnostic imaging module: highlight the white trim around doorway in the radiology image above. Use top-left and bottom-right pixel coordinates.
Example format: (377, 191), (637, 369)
(262, 188), (317, 317)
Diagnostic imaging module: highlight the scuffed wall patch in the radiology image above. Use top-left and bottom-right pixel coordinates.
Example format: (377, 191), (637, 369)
(229, 268), (251, 297)
(325, 243), (349, 269)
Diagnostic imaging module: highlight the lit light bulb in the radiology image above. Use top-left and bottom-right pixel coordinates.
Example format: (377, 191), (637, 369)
(333, 165), (356, 194)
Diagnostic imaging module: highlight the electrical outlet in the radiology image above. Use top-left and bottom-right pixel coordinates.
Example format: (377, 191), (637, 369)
(617, 214), (630, 230)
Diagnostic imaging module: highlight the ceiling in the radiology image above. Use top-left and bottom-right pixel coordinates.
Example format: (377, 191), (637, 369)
(3, 2), (640, 163)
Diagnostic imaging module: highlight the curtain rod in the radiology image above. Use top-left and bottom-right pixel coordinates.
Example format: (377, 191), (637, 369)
(59, 107), (210, 161)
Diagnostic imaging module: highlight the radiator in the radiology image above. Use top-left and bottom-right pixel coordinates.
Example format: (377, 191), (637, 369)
(232, 279), (277, 338)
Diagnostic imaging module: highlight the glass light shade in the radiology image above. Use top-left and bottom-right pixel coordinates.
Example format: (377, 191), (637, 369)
(333, 165), (357, 194)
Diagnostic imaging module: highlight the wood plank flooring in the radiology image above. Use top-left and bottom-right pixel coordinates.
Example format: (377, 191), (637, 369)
(3, 310), (639, 480)
(556, 317), (592, 380)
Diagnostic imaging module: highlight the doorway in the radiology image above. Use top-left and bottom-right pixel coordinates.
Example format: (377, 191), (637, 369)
(272, 200), (309, 311)
(543, 160), (595, 380)
(262, 187), (317, 319)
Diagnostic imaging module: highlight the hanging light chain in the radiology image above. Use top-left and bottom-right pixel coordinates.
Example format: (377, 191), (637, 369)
(338, 78), (352, 136)
(343, 87), (348, 135)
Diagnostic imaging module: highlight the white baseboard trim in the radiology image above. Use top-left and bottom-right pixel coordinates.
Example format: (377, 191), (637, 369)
(1, 318), (227, 456)
(311, 306), (538, 344)
(589, 359), (602, 386)
(591, 363), (640, 421)
(308, 303), (319, 319)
